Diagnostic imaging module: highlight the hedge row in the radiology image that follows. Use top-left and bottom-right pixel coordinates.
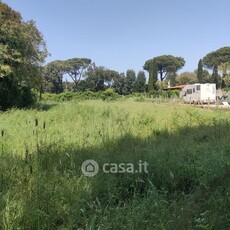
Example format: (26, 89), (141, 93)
(41, 89), (121, 102)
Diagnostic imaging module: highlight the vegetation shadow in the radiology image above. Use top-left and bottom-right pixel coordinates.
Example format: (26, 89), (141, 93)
(28, 102), (58, 111)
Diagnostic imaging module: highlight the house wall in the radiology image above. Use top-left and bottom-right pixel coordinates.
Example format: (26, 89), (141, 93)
(182, 84), (216, 103)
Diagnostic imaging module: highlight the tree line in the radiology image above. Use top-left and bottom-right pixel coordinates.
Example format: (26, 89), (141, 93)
(43, 48), (230, 95)
(43, 59), (146, 95)
(0, 1), (230, 109)
(144, 48), (230, 91)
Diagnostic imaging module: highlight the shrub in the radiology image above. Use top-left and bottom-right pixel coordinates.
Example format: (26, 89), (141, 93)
(148, 89), (180, 98)
(41, 89), (120, 102)
(41, 93), (59, 102)
(99, 88), (120, 101)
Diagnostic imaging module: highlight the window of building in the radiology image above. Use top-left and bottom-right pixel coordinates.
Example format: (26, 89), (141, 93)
(186, 89), (193, 94)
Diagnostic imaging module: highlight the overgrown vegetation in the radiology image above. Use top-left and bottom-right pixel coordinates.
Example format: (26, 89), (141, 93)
(0, 100), (229, 229)
(0, 76), (36, 110)
(40, 89), (180, 104)
(42, 88), (121, 102)
(0, 2), (229, 228)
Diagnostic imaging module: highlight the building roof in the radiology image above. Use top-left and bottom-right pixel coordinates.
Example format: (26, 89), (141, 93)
(163, 85), (187, 90)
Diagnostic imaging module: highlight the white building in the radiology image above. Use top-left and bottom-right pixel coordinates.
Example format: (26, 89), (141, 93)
(180, 83), (216, 104)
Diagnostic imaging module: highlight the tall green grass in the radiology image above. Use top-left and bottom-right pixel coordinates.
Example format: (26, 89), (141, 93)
(0, 100), (229, 229)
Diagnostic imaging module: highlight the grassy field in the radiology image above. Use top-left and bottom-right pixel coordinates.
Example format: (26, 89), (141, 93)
(0, 99), (230, 229)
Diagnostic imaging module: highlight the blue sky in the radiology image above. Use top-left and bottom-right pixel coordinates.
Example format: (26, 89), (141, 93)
(3, 0), (230, 74)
